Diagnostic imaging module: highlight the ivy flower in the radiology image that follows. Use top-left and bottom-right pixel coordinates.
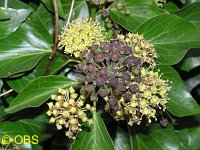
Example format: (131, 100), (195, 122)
(58, 18), (106, 58)
(47, 87), (94, 139)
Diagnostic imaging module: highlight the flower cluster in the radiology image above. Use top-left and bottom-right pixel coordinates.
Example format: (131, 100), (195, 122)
(117, 33), (157, 68)
(58, 18), (105, 58)
(47, 87), (94, 139)
(76, 37), (170, 125)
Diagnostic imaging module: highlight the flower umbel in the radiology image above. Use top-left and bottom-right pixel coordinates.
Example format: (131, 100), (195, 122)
(58, 18), (105, 58)
(47, 87), (94, 139)
(76, 35), (170, 125)
(118, 33), (157, 68)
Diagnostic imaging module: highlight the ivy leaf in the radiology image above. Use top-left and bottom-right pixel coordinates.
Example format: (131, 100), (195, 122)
(109, 0), (165, 32)
(0, 8), (11, 20)
(0, 8), (32, 39)
(135, 14), (200, 65)
(71, 112), (115, 150)
(156, 65), (200, 117)
(176, 3), (200, 30)
(36, 4), (54, 37)
(7, 71), (36, 93)
(35, 54), (71, 77)
(185, 74), (200, 92)
(114, 128), (131, 150)
(17, 114), (56, 142)
(180, 48), (200, 72)
(4, 76), (77, 114)
(0, 12), (52, 78)
(42, 0), (89, 19)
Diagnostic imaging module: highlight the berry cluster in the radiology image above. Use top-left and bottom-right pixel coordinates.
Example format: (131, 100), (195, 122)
(47, 87), (94, 139)
(58, 18), (105, 58)
(76, 37), (170, 125)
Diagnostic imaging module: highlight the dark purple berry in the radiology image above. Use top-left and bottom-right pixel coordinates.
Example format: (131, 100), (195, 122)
(91, 44), (99, 52)
(129, 84), (139, 93)
(85, 73), (94, 83)
(95, 53), (105, 62)
(84, 84), (94, 92)
(126, 57), (133, 66)
(82, 50), (88, 57)
(123, 73), (131, 82)
(124, 93), (131, 102)
(99, 88), (108, 97)
(99, 67), (108, 76)
(76, 63), (84, 71)
(111, 52), (121, 62)
(102, 10), (109, 17)
(85, 53), (94, 63)
(117, 82), (126, 91)
(135, 76), (142, 83)
(96, 77), (106, 86)
(103, 43), (112, 52)
(87, 64), (96, 72)
(109, 77), (118, 87)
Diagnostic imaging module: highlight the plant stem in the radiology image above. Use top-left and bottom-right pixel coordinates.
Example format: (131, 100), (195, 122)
(66, 0), (75, 27)
(0, 89), (13, 98)
(44, 0), (59, 75)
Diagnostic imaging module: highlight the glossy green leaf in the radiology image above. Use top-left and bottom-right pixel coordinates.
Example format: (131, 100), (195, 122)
(135, 14), (200, 65)
(181, 56), (200, 71)
(164, 1), (179, 13)
(5, 76), (77, 114)
(109, 0), (165, 32)
(7, 71), (35, 93)
(17, 114), (56, 142)
(0, 8), (32, 39)
(0, 12), (52, 78)
(0, 8), (11, 19)
(71, 112), (115, 150)
(188, 125), (200, 150)
(0, 0), (30, 9)
(185, 74), (200, 92)
(37, 4), (54, 36)
(35, 54), (70, 77)
(157, 65), (200, 117)
(176, 3), (200, 30)
(42, 0), (89, 19)
(114, 128), (131, 150)
(130, 124), (178, 150)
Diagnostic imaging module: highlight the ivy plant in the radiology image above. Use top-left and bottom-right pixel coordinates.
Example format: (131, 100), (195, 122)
(0, 0), (200, 149)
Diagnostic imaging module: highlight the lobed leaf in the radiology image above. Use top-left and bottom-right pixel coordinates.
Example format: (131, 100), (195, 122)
(71, 113), (115, 150)
(5, 76), (77, 114)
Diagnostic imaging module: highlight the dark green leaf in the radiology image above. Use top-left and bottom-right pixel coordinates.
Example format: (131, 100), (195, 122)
(114, 128), (131, 150)
(0, 8), (32, 39)
(71, 112), (115, 150)
(157, 65), (200, 117)
(4, 76), (77, 114)
(176, 3), (200, 30)
(7, 71), (36, 93)
(36, 4), (54, 37)
(17, 114), (56, 142)
(135, 14), (200, 65)
(35, 54), (70, 77)
(0, 0), (30, 9)
(0, 12), (52, 78)
(181, 56), (200, 71)
(188, 125), (200, 150)
(185, 74), (200, 92)
(164, 2), (179, 13)
(42, 0), (89, 19)
(109, 0), (165, 32)
(130, 124), (178, 150)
